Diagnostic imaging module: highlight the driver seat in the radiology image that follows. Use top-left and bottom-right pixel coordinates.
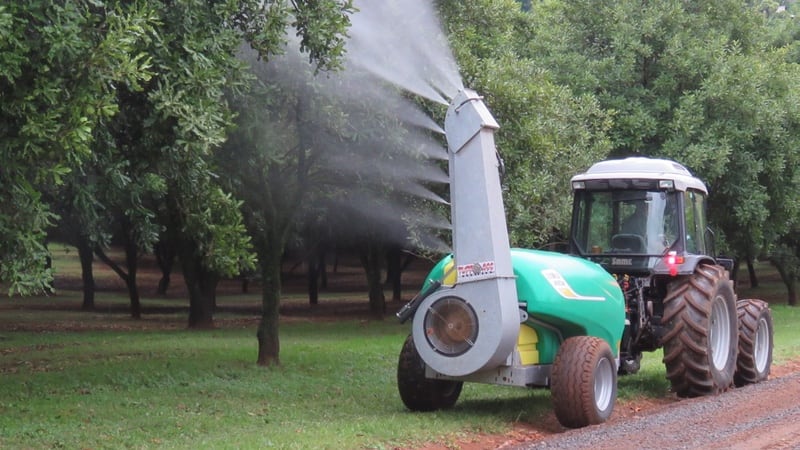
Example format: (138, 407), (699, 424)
(611, 234), (646, 253)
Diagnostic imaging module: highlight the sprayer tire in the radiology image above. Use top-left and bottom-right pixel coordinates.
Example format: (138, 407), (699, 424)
(734, 299), (773, 386)
(397, 334), (462, 411)
(551, 336), (617, 428)
(661, 264), (738, 398)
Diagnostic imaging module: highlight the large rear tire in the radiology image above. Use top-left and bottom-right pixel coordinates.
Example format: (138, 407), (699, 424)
(551, 336), (617, 428)
(734, 299), (773, 387)
(397, 334), (463, 411)
(662, 264), (738, 398)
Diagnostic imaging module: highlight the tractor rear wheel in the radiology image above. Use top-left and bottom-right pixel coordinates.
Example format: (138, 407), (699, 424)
(662, 264), (738, 398)
(734, 299), (773, 387)
(551, 336), (617, 428)
(397, 334), (462, 411)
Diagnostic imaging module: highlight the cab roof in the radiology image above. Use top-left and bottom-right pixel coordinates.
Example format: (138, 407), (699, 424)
(571, 157), (708, 194)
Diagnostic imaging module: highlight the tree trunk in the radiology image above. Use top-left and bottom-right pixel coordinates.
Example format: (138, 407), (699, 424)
(307, 250), (319, 305)
(179, 238), (218, 329)
(771, 257), (798, 306)
(94, 233), (140, 319)
(360, 244), (385, 318)
(257, 246), (283, 366)
(77, 235), (95, 311)
(746, 258), (759, 288)
(123, 238), (141, 319)
(318, 247), (328, 289)
(154, 240), (175, 295)
(386, 246), (403, 302)
(241, 274), (250, 293)
(186, 272), (218, 328)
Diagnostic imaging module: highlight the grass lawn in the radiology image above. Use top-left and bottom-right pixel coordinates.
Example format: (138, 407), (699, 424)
(1, 251), (798, 449)
(0, 316), (555, 449)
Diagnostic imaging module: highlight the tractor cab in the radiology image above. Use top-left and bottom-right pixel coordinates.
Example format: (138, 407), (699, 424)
(564, 157), (772, 392)
(569, 157), (715, 276)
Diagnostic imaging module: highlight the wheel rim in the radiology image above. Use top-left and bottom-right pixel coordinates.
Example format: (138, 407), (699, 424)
(754, 316), (770, 373)
(709, 295), (732, 371)
(594, 357), (614, 412)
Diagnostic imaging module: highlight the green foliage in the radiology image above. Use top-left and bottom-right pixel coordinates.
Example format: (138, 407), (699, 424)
(181, 188), (256, 276)
(0, 0), (355, 294)
(527, 0), (800, 295)
(664, 47), (800, 261)
(101, 0), (353, 278)
(530, 0), (765, 155)
(291, 0), (354, 71)
(0, 1), (155, 294)
(0, 182), (55, 295)
(439, 0), (612, 246)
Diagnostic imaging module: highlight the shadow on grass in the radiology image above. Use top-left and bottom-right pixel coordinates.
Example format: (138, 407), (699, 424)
(617, 368), (672, 400)
(442, 387), (562, 431)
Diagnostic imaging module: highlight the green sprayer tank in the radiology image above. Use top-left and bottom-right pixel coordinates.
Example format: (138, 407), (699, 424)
(422, 249), (625, 365)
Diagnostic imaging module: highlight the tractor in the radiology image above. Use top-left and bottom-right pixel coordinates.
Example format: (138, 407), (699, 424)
(568, 157), (774, 395)
(395, 89), (774, 429)
(396, 90), (627, 428)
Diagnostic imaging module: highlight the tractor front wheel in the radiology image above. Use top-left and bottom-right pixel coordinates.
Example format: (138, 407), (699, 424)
(397, 334), (463, 411)
(551, 336), (617, 428)
(662, 264), (738, 397)
(734, 299), (773, 387)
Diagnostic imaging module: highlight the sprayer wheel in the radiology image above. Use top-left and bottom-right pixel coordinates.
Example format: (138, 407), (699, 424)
(734, 298), (773, 386)
(551, 336), (617, 428)
(661, 264), (738, 398)
(397, 334), (462, 411)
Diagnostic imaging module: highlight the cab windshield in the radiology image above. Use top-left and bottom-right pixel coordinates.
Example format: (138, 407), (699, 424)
(571, 190), (680, 256)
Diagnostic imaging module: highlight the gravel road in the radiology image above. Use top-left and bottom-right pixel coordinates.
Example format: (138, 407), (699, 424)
(511, 372), (800, 449)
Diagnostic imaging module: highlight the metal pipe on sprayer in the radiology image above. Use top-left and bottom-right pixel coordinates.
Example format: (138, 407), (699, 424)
(407, 89), (520, 377)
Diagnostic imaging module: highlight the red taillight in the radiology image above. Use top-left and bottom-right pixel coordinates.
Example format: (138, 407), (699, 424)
(665, 251), (684, 276)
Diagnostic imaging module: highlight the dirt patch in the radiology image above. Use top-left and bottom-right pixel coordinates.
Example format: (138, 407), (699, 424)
(401, 393), (680, 450)
(510, 369), (800, 449)
(403, 359), (800, 450)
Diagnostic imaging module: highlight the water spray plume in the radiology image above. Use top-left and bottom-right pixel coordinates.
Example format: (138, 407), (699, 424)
(331, 190), (450, 248)
(398, 182), (449, 205)
(346, 0), (464, 104)
(235, 0), (464, 252)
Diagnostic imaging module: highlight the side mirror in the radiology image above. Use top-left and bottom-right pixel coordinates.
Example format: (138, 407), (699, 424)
(716, 257), (735, 273)
(704, 226), (716, 257)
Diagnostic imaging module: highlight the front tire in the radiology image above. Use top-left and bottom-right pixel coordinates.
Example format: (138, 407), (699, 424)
(734, 299), (773, 386)
(397, 334), (463, 411)
(551, 336), (617, 428)
(662, 264), (738, 397)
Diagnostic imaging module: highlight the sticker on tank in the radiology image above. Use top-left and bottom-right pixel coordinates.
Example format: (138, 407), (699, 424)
(541, 269), (606, 301)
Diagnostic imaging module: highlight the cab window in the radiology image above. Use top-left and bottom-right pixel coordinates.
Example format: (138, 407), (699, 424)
(684, 190), (707, 254)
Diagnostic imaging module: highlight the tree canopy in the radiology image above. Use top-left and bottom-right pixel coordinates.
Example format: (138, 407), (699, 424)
(525, 0), (800, 300)
(439, 0), (613, 247)
(0, 0), (353, 299)
(0, 1), (155, 294)
(3, 0), (800, 319)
